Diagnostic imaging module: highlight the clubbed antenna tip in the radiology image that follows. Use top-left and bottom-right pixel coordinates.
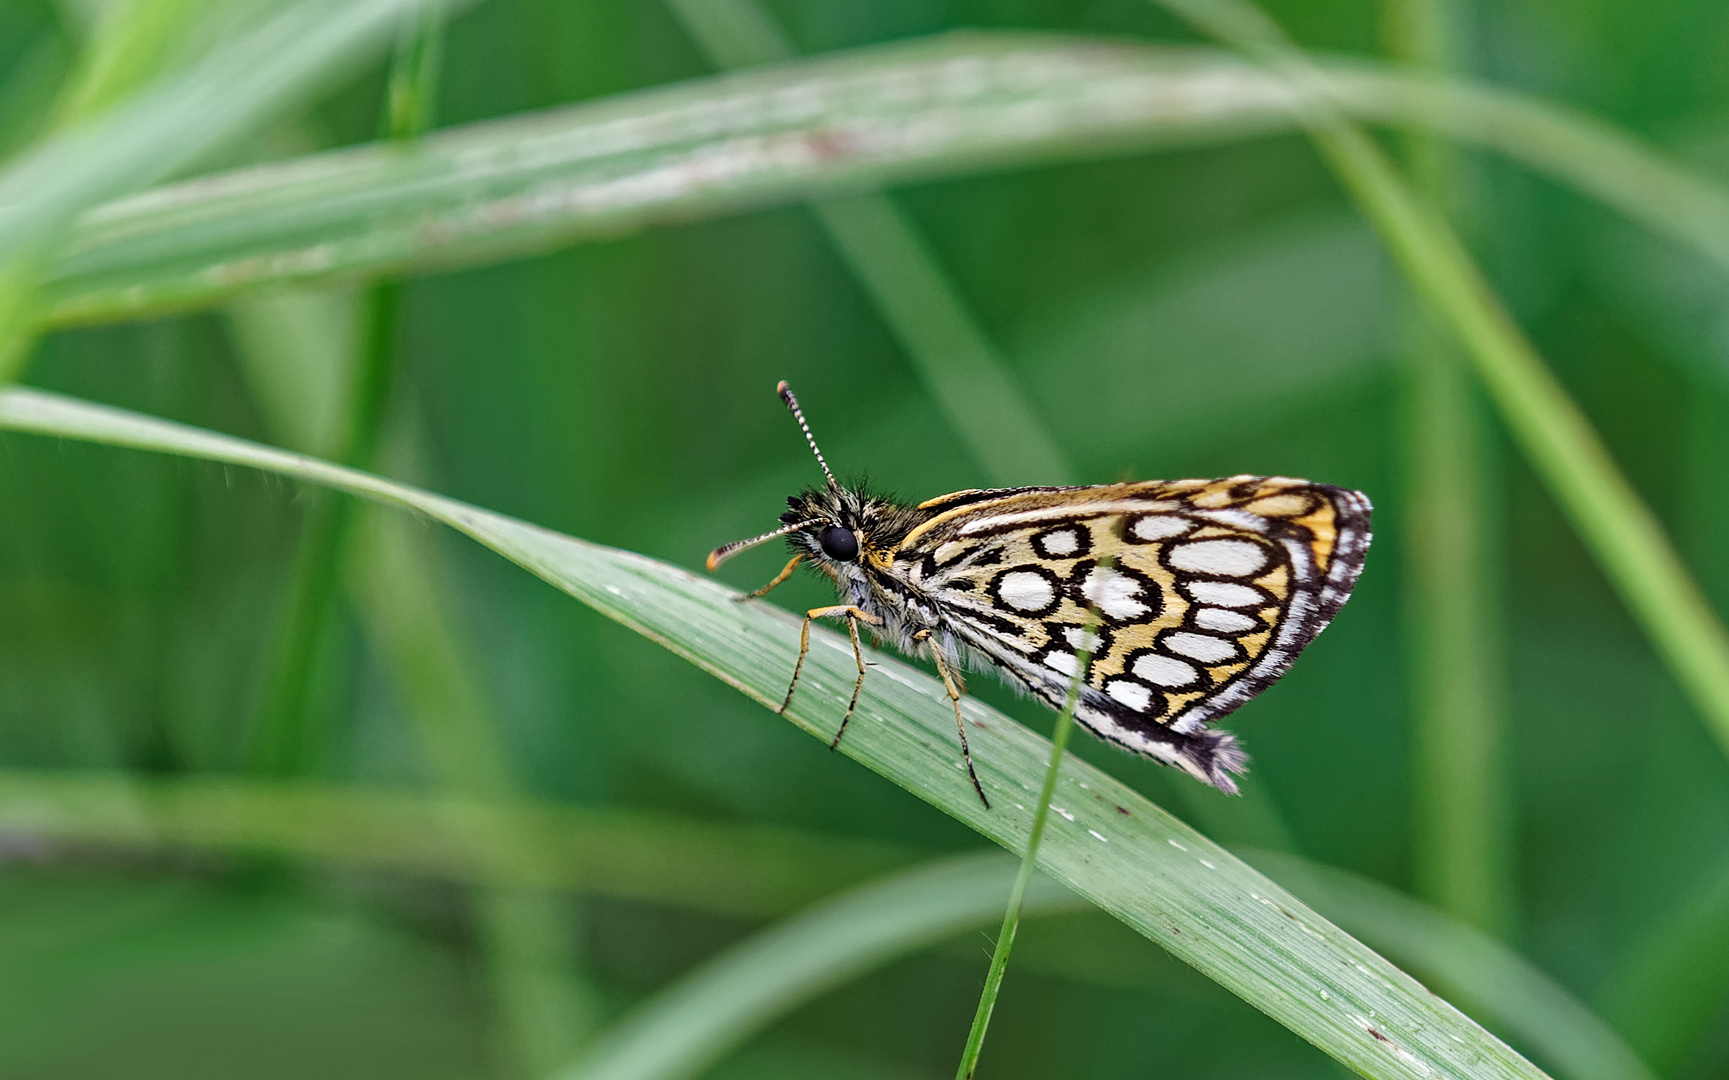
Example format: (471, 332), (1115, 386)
(777, 381), (838, 491)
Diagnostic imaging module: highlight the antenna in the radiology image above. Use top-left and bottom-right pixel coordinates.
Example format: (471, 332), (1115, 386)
(778, 381), (838, 491)
(707, 519), (814, 571)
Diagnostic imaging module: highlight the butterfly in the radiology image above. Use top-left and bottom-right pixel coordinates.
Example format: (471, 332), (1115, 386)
(708, 383), (1372, 808)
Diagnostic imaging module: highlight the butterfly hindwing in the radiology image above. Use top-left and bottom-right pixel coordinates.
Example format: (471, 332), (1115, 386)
(895, 476), (1371, 791)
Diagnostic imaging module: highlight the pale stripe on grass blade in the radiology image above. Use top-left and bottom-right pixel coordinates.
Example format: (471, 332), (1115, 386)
(0, 770), (916, 918)
(1246, 851), (1656, 1080)
(0, 385), (1547, 1080)
(1384, 0), (1515, 936)
(1154, 0), (1729, 774)
(555, 854), (1086, 1080)
(0, 763), (1646, 1080)
(666, 0), (1075, 487)
(0, 0), (468, 377)
(39, 36), (1729, 327)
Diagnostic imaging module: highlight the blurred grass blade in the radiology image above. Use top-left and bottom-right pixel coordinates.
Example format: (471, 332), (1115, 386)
(1155, 0), (1729, 763)
(0, 386), (1549, 1080)
(1246, 851), (1657, 1080)
(0, 0), (456, 258)
(554, 854), (1087, 1080)
(668, 0), (1074, 485)
(1383, 0), (1514, 935)
(35, 35), (1729, 328)
(52, 0), (219, 128)
(1596, 863), (1729, 1075)
(353, 509), (601, 1067)
(0, 0), (468, 377)
(0, 769), (917, 918)
(0, 761), (1658, 1080)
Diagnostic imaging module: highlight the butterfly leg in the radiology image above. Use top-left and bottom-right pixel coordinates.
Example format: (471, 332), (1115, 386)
(827, 612), (872, 752)
(913, 629), (991, 809)
(736, 553), (805, 601)
(781, 605), (881, 741)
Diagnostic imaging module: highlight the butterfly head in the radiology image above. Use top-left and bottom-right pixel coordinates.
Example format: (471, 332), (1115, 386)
(777, 484), (906, 575)
(707, 382), (907, 573)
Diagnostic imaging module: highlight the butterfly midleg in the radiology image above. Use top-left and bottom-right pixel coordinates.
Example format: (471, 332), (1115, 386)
(737, 553), (805, 601)
(913, 629), (991, 809)
(781, 605), (880, 736)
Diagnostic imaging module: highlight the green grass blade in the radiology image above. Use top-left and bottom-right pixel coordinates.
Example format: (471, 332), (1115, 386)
(0, 763), (1658, 1080)
(674, 0), (1075, 489)
(0, 0), (467, 378)
(0, 770), (917, 918)
(1596, 863), (1729, 1075)
(555, 854), (1087, 1080)
(953, 611), (1098, 1080)
(1155, 0), (1729, 765)
(1247, 851), (1657, 1080)
(0, 386), (1550, 1080)
(37, 36), (1729, 328)
(1382, 0), (1514, 936)
(353, 510), (601, 1069)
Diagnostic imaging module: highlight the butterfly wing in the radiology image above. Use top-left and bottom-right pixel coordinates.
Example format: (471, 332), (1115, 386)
(893, 476), (1372, 792)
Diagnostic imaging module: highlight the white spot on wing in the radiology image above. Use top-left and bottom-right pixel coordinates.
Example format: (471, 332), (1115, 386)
(1039, 528), (1079, 555)
(998, 571), (1055, 611)
(1169, 539), (1268, 577)
(1185, 581), (1265, 607)
(1195, 608), (1258, 633)
(1064, 626), (1101, 651)
(1105, 679), (1152, 711)
(1082, 566), (1148, 619)
(1134, 653), (1199, 687)
(1132, 515), (1191, 541)
(1044, 651), (1079, 676)
(1165, 632), (1239, 663)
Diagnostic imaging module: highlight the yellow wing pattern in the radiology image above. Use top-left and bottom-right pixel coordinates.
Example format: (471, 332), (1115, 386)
(893, 475), (1371, 791)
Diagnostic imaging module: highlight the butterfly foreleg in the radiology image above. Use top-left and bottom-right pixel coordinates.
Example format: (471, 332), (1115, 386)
(912, 629), (990, 809)
(736, 553), (806, 601)
(781, 606), (882, 746)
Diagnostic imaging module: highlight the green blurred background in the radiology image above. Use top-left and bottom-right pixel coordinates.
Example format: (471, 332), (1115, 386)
(2, 0), (1728, 1077)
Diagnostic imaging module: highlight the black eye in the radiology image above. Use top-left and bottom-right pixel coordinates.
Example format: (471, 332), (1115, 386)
(818, 525), (859, 562)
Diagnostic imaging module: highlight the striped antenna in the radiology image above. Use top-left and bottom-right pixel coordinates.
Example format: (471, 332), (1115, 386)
(778, 381), (838, 491)
(707, 519), (814, 571)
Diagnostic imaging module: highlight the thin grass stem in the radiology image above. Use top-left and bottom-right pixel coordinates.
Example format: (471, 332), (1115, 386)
(953, 535), (1115, 1079)
(1381, 0), (1514, 936)
(661, 0), (1074, 486)
(0, 384), (1562, 1078)
(1153, 0), (1729, 764)
(249, 6), (436, 773)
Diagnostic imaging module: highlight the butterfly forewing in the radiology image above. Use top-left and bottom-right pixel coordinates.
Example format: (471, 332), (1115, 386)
(894, 476), (1371, 791)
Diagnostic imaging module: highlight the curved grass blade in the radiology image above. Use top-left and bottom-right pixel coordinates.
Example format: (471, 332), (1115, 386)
(0, 761), (1645, 1080)
(0, 385), (1548, 1080)
(0, 769), (917, 918)
(554, 854), (1087, 1080)
(0, 0), (466, 376)
(39, 35), (1729, 327)
(1596, 862), (1729, 1075)
(666, 0), (1074, 486)
(1383, 0), (1514, 937)
(1245, 850), (1656, 1080)
(1153, 0), (1729, 773)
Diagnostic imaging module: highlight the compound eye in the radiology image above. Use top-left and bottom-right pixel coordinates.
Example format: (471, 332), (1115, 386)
(818, 525), (859, 562)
